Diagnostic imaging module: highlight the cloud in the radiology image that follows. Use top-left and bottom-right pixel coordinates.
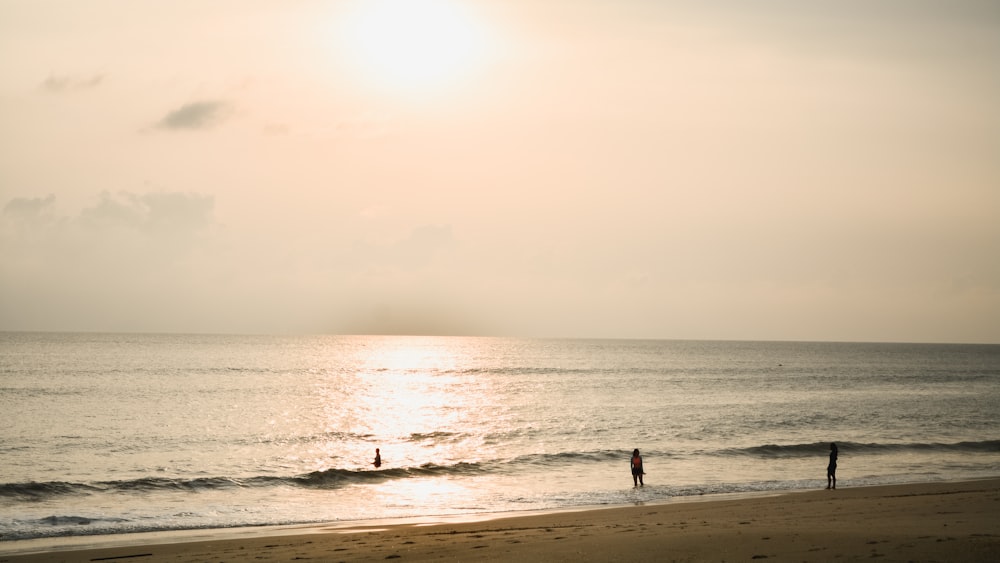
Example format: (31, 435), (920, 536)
(2, 191), (215, 262)
(40, 73), (104, 93)
(78, 191), (215, 238)
(2, 195), (57, 222)
(1, 191), (222, 333)
(156, 101), (232, 130)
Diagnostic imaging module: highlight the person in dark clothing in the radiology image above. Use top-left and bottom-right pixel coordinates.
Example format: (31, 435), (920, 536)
(826, 443), (838, 489)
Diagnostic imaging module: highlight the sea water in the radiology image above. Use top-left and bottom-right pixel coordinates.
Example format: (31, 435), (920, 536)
(1, 333), (999, 544)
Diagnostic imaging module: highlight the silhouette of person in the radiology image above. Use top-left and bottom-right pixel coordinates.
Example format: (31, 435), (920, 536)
(630, 448), (644, 487)
(826, 443), (838, 489)
(373, 448), (381, 469)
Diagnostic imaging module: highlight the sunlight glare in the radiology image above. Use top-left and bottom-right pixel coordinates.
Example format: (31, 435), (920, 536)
(341, 0), (490, 94)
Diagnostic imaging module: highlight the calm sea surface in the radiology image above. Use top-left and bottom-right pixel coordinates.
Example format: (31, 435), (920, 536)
(2, 333), (999, 544)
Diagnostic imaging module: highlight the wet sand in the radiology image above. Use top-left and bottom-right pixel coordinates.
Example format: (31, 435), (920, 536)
(3, 479), (998, 562)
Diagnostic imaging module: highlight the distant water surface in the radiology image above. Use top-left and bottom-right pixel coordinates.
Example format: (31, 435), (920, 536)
(1, 333), (998, 542)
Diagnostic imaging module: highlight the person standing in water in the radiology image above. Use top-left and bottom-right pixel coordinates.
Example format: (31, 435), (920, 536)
(373, 448), (381, 469)
(826, 443), (838, 489)
(630, 448), (644, 487)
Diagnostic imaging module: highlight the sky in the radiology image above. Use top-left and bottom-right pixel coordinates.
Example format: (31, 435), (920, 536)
(1, 0), (999, 343)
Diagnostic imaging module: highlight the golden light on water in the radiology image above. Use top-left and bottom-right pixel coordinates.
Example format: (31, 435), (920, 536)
(373, 475), (481, 511)
(330, 337), (498, 471)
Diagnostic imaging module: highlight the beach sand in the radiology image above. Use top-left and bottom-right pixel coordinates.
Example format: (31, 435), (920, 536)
(3, 479), (998, 562)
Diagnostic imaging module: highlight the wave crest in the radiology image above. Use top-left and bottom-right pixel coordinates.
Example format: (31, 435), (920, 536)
(722, 440), (1000, 458)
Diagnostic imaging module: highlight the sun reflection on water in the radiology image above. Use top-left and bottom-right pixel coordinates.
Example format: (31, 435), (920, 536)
(371, 475), (484, 512)
(319, 336), (503, 473)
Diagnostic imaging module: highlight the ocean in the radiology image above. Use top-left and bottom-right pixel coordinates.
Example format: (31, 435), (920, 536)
(2, 333), (999, 546)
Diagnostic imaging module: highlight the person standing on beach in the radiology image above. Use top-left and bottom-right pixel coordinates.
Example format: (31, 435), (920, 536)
(826, 443), (838, 489)
(373, 448), (381, 469)
(630, 449), (644, 487)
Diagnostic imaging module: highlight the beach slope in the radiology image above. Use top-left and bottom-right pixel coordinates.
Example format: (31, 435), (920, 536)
(4, 479), (998, 562)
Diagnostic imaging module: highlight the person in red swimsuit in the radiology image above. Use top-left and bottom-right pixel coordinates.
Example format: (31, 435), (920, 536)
(630, 449), (644, 487)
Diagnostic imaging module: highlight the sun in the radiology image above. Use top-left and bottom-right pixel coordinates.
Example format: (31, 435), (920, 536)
(340, 0), (489, 94)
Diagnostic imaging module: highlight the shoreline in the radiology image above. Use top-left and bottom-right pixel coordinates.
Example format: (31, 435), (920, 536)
(0, 488), (786, 556)
(2, 478), (998, 562)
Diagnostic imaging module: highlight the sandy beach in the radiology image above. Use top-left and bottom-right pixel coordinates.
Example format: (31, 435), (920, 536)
(3, 479), (998, 562)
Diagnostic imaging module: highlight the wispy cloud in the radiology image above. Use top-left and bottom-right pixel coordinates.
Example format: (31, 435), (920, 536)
(4, 191), (215, 245)
(155, 101), (232, 130)
(40, 73), (104, 93)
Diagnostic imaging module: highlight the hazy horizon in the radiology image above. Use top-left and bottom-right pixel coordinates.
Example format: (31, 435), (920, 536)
(2, 330), (999, 347)
(2, 0), (999, 344)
